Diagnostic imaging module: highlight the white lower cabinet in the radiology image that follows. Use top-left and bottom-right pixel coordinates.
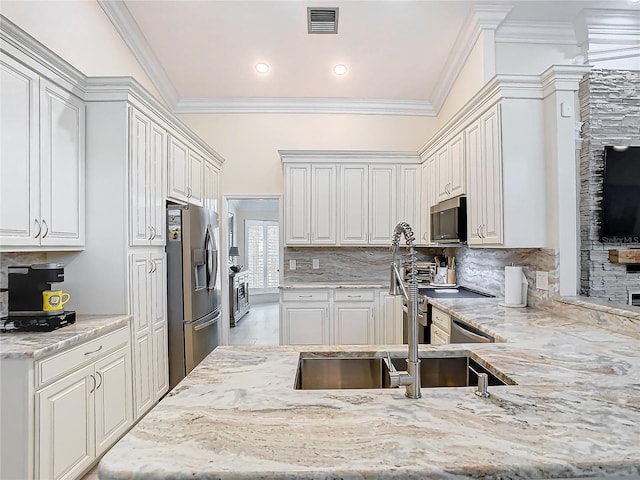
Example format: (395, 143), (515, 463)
(430, 306), (451, 345)
(280, 288), (402, 345)
(13, 323), (134, 480)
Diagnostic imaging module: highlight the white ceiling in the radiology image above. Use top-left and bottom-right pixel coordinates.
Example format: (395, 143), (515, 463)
(103, 0), (639, 115)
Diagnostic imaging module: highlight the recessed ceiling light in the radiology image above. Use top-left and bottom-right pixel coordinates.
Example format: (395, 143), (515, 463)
(334, 64), (348, 75)
(255, 63), (270, 74)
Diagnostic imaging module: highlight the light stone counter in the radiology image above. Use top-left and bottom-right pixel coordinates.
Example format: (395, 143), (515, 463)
(99, 298), (640, 480)
(0, 314), (132, 359)
(279, 282), (389, 289)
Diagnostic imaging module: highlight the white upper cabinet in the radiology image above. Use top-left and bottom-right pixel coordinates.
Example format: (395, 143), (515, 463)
(129, 108), (166, 247)
(435, 132), (465, 203)
(203, 159), (219, 213)
(281, 152), (421, 246)
(368, 165), (396, 245)
(167, 135), (205, 207)
(418, 155), (436, 245)
(0, 53), (85, 250)
(339, 165), (369, 244)
(283, 162), (338, 246)
(467, 105), (503, 245)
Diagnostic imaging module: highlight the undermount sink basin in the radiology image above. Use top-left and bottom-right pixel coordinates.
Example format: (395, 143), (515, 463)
(294, 352), (514, 390)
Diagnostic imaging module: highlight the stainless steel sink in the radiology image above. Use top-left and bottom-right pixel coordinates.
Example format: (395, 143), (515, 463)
(294, 353), (513, 390)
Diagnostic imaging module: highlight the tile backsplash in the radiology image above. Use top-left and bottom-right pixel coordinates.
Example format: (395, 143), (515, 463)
(0, 252), (48, 317)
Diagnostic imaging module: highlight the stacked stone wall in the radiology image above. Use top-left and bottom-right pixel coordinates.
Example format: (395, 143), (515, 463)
(579, 69), (640, 303)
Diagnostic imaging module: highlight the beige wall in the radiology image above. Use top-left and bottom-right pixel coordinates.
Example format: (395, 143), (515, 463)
(178, 113), (438, 196)
(0, 0), (162, 101)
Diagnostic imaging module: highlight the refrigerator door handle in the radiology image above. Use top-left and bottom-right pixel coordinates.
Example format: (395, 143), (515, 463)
(205, 224), (217, 291)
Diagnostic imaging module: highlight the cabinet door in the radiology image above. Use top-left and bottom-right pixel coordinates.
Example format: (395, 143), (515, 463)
(449, 132), (465, 198)
(0, 54), (40, 247)
(129, 254), (151, 335)
(369, 165), (395, 245)
(168, 136), (189, 202)
(152, 323), (169, 399)
(333, 304), (374, 345)
(398, 165), (421, 233)
(36, 364), (95, 480)
(203, 160), (219, 213)
(94, 347), (133, 455)
(435, 145), (450, 203)
(188, 150), (204, 206)
(39, 79), (85, 247)
(465, 119), (483, 246)
(129, 109), (151, 246)
(480, 105), (503, 244)
(133, 332), (154, 418)
(284, 164), (310, 245)
(339, 165), (368, 244)
(150, 252), (167, 327)
(379, 294), (403, 345)
(283, 305), (328, 345)
(419, 160), (431, 244)
(311, 164), (337, 244)
(149, 122), (167, 246)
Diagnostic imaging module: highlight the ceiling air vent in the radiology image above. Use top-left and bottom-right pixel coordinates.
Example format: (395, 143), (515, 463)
(307, 7), (339, 34)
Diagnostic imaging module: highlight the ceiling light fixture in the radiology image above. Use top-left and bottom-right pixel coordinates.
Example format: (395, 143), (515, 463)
(255, 63), (270, 74)
(334, 64), (348, 75)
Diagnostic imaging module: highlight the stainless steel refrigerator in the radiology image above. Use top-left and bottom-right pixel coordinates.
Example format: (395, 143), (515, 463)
(166, 203), (221, 389)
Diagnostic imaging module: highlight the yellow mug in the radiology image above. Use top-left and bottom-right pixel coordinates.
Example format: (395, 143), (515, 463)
(43, 290), (71, 311)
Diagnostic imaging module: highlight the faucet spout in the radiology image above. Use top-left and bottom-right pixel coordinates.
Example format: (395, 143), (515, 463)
(388, 222), (421, 399)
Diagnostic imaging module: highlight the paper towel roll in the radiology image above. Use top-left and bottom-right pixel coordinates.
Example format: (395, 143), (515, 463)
(504, 266), (526, 306)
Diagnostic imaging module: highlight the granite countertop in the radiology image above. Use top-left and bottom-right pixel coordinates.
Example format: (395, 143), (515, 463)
(279, 282), (390, 289)
(99, 299), (640, 480)
(0, 314), (132, 360)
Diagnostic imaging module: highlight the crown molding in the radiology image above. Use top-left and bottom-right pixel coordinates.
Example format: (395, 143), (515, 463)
(0, 15), (86, 96)
(540, 64), (593, 97)
(496, 21), (577, 45)
(173, 97), (436, 116)
(429, 4), (512, 114)
(574, 8), (640, 45)
(587, 44), (640, 63)
(279, 150), (420, 163)
(97, 0), (179, 108)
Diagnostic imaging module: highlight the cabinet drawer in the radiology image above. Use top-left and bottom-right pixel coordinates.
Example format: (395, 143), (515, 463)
(36, 324), (131, 387)
(431, 307), (451, 334)
(334, 290), (375, 302)
(281, 290), (329, 302)
(431, 324), (449, 345)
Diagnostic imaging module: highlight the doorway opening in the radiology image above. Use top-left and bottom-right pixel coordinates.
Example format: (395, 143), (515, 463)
(224, 196), (281, 346)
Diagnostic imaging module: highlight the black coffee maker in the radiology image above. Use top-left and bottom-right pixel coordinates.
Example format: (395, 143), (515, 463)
(3, 263), (76, 331)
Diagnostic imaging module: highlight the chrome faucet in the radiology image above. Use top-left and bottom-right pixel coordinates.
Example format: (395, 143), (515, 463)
(388, 222), (421, 399)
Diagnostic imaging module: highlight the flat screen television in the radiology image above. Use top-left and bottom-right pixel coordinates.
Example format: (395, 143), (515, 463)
(601, 146), (640, 243)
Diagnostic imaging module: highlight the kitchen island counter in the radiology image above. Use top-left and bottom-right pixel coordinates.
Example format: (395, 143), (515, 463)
(99, 301), (640, 479)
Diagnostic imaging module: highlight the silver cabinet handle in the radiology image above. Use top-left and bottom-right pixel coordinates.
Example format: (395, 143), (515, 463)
(148, 226), (154, 240)
(34, 219), (41, 238)
(152, 260), (157, 273)
(151, 226), (156, 240)
(297, 295), (312, 298)
(95, 371), (103, 390)
(42, 219), (49, 238)
(186, 187), (192, 198)
(148, 259), (156, 274)
(347, 295), (362, 298)
(89, 374), (96, 394)
(84, 345), (103, 356)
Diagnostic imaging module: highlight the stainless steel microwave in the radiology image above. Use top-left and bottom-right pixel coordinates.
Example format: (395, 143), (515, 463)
(431, 196), (467, 244)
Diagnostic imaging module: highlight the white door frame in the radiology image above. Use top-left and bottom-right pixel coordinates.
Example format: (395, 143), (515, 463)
(220, 194), (282, 345)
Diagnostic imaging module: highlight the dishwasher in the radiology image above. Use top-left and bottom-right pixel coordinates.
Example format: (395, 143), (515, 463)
(450, 318), (494, 343)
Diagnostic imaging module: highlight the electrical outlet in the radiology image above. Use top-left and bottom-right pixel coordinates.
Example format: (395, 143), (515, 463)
(312, 259), (320, 269)
(289, 259), (296, 271)
(536, 271), (549, 290)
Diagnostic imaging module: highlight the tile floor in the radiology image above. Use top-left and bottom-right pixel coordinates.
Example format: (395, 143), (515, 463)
(229, 302), (279, 345)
